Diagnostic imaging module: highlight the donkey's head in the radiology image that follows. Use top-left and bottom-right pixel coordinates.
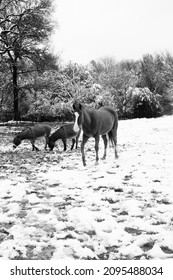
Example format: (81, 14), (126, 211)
(13, 136), (21, 148)
(47, 139), (55, 151)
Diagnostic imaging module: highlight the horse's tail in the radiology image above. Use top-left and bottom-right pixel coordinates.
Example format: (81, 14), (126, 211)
(108, 110), (118, 147)
(108, 131), (114, 147)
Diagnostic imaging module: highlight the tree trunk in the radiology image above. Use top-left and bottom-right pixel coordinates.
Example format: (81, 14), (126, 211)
(13, 64), (19, 120)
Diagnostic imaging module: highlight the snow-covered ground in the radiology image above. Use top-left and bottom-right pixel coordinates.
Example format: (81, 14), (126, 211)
(0, 116), (173, 260)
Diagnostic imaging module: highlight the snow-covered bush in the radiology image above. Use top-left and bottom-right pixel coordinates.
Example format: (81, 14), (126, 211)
(124, 87), (163, 118)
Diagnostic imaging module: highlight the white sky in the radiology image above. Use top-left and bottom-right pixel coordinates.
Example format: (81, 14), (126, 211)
(51, 0), (173, 64)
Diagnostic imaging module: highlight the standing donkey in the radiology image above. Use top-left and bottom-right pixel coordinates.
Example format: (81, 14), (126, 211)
(13, 124), (51, 151)
(73, 101), (118, 166)
(48, 123), (81, 151)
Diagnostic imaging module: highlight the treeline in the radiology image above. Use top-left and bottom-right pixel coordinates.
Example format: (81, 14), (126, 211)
(1, 52), (173, 122)
(1, 53), (173, 122)
(0, 1), (173, 122)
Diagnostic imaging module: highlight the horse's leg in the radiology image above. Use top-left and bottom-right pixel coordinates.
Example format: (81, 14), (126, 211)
(71, 138), (75, 150)
(94, 134), (100, 165)
(101, 134), (108, 160)
(75, 133), (80, 149)
(81, 134), (89, 166)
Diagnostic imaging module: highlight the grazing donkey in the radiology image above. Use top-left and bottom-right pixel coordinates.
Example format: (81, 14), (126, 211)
(73, 101), (118, 166)
(48, 123), (81, 151)
(13, 124), (51, 151)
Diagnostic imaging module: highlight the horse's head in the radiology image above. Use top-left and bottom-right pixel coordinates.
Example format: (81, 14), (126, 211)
(73, 100), (83, 112)
(73, 101), (83, 133)
(13, 136), (21, 148)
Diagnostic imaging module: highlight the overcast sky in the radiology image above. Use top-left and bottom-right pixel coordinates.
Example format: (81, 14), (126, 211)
(51, 0), (173, 65)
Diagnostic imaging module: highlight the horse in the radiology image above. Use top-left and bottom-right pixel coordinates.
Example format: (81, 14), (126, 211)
(13, 124), (51, 151)
(73, 101), (118, 166)
(48, 123), (81, 151)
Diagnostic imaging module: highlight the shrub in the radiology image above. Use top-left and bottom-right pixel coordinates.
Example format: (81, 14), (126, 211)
(125, 87), (163, 118)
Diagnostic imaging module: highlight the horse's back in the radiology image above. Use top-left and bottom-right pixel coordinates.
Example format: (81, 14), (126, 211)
(98, 106), (118, 119)
(82, 106), (117, 136)
(97, 106), (118, 127)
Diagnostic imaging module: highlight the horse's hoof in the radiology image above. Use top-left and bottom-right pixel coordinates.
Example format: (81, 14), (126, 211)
(95, 161), (99, 166)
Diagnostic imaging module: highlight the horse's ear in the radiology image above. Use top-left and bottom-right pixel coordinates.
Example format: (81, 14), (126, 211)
(72, 100), (78, 110)
(79, 103), (83, 110)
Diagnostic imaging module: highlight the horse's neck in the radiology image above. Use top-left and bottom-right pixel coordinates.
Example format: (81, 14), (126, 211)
(83, 110), (92, 126)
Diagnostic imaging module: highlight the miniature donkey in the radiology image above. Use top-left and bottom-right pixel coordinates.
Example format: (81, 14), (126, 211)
(13, 124), (51, 151)
(48, 123), (81, 151)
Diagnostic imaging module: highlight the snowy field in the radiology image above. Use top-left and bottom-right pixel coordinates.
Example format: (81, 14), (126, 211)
(0, 116), (173, 260)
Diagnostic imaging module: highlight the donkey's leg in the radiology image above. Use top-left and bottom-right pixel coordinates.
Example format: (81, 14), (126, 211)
(30, 140), (35, 151)
(81, 134), (89, 166)
(44, 136), (48, 149)
(75, 138), (78, 149)
(33, 143), (39, 151)
(30, 139), (39, 151)
(94, 134), (100, 165)
(71, 138), (75, 150)
(62, 139), (67, 151)
(75, 134), (80, 149)
(101, 134), (108, 160)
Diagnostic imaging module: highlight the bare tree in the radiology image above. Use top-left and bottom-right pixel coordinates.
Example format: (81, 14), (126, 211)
(0, 0), (56, 120)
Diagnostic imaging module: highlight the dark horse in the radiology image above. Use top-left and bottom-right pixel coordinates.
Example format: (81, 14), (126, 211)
(73, 101), (118, 166)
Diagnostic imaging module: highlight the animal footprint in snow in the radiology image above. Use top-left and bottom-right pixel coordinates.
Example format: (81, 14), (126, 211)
(123, 174), (132, 181)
